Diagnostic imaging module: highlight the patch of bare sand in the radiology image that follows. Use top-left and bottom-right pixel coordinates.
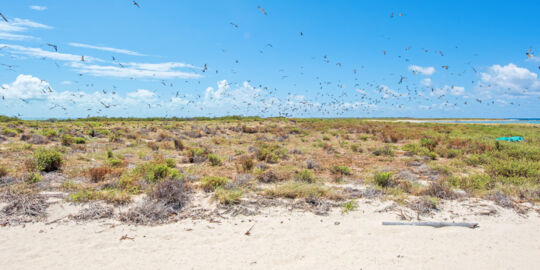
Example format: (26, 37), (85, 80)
(0, 199), (539, 270)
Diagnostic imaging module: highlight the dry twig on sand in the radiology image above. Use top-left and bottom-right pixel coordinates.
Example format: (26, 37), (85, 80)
(382, 221), (479, 229)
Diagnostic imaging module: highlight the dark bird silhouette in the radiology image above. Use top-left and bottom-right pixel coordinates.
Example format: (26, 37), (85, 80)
(133, 1), (140, 8)
(0, 13), (8, 22)
(258, 6), (267, 15)
(202, 64), (207, 72)
(46, 43), (58, 52)
(230, 22), (239, 28)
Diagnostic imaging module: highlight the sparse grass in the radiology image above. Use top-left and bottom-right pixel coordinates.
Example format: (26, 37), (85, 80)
(265, 181), (341, 199)
(0, 118), (539, 219)
(208, 154), (222, 166)
(201, 176), (229, 191)
(341, 199), (357, 214)
(295, 169), (316, 183)
(214, 187), (243, 204)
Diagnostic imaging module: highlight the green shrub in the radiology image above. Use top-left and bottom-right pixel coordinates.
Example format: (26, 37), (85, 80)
(374, 171), (393, 188)
(107, 150), (114, 159)
(265, 181), (339, 199)
(61, 134), (73, 146)
(295, 169), (316, 183)
(331, 165), (352, 175)
(464, 154), (488, 166)
(42, 129), (58, 138)
(107, 158), (123, 167)
(421, 138), (438, 151)
(166, 158), (176, 168)
(373, 146), (394, 157)
(463, 174), (492, 190)
(145, 164), (169, 183)
(214, 187), (243, 204)
(33, 148), (63, 172)
(2, 128), (18, 137)
(25, 172), (42, 184)
(73, 137), (86, 144)
(488, 159), (539, 178)
(201, 176), (229, 191)
(208, 154), (222, 166)
(341, 200), (358, 213)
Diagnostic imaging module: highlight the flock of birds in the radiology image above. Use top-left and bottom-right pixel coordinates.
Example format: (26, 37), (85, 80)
(0, 3), (538, 119)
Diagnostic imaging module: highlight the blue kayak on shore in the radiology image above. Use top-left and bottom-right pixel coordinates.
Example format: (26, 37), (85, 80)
(496, 136), (524, 142)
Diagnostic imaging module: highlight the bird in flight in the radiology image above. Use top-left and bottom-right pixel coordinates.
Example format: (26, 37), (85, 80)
(47, 43), (58, 52)
(258, 6), (267, 15)
(133, 1), (140, 8)
(526, 48), (534, 58)
(0, 13), (8, 22)
(441, 65), (449, 70)
(230, 22), (239, 28)
(202, 64), (207, 72)
(81, 56), (85, 62)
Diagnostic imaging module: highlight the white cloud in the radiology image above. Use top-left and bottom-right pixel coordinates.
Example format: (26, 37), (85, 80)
(431, 85), (465, 96)
(127, 89), (156, 99)
(378, 85), (405, 99)
(0, 32), (35, 41)
(6, 18), (52, 30)
(409, 65), (435, 76)
(420, 78), (432, 87)
(69, 42), (145, 56)
(71, 61), (201, 79)
(29, 6), (47, 11)
(0, 43), (101, 62)
(480, 63), (540, 95)
(0, 74), (51, 99)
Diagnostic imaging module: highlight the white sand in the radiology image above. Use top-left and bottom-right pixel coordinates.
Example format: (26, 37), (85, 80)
(1, 199), (539, 270)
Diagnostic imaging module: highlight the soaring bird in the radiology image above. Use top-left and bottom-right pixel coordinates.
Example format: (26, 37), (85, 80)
(526, 48), (534, 58)
(230, 22), (239, 28)
(0, 13), (8, 22)
(441, 65), (449, 70)
(202, 64), (207, 72)
(258, 6), (267, 15)
(81, 56), (85, 62)
(133, 1), (140, 8)
(47, 43), (58, 52)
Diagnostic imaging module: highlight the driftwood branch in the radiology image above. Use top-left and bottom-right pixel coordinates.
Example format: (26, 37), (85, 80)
(382, 221), (479, 229)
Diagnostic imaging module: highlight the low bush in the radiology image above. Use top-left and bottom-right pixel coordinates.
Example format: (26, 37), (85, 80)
(208, 154), (222, 166)
(33, 148), (63, 172)
(330, 165), (352, 176)
(265, 181), (340, 199)
(214, 187), (243, 205)
(295, 169), (316, 183)
(374, 171), (393, 188)
(201, 176), (228, 191)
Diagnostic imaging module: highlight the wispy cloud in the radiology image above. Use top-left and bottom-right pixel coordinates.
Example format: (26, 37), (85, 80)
(0, 32), (35, 41)
(29, 6), (48, 11)
(0, 17), (52, 41)
(408, 65), (435, 76)
(69, 42), (145, 56)
(0, 43), (101, 62)
(71, 61), (201, 79)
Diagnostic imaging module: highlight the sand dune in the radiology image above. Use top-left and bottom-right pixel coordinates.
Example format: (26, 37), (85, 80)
(1, 199), (539, 270)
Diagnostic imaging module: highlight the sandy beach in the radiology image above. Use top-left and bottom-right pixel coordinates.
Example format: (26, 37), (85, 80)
(1, 198), (539, 270)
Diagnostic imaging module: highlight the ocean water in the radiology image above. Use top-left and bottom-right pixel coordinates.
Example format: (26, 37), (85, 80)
(415, 119), (540, 124)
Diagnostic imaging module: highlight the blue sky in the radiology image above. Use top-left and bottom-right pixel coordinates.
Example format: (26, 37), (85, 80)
(0, 0), (539, 119)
